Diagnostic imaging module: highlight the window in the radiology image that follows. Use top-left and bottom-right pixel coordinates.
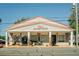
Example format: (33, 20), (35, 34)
(58, 35), (65, 42)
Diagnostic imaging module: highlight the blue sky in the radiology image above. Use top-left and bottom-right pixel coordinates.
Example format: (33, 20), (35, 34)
(0, 3), (73, 35)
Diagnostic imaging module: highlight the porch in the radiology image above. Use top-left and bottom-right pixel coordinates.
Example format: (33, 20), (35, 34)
(5, 31), (74, 47)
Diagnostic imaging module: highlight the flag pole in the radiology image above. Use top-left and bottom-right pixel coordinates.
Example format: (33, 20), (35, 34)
(75, 3), (78, 48)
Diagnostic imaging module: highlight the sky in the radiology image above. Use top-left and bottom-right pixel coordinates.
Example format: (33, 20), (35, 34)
(0, 3), (73, 35)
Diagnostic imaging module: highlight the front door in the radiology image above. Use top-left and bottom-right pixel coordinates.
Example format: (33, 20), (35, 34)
(21, 36), (28, 45)
(37, 33), (40, 42)
(37, 33), (42, 45)
(51, 35), (56, 46)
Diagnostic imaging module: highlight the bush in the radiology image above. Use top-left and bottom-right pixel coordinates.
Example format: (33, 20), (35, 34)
(0, 35), (5, 40)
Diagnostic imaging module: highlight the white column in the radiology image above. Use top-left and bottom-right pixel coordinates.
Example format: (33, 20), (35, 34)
(49, 32), (52, 46)
(5, 32), (8, 47)
(8, 33), (13, 45)
(28, 32), (30, 45)
(56, 32), (58, 43)
(19, 33), (22, 45)
(70, 31), (73, 46)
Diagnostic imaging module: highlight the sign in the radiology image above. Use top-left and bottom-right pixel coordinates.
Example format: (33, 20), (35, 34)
(33, 25), (48, 30)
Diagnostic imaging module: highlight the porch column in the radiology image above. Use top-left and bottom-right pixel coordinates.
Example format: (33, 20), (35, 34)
(27, 32), (30, 45)
(8, 33), (13, 45)
(70, 31), (73, 46)
(49, 32), (52, 46)
(5, 32), (8, 47)
(56, 32), (58, 43)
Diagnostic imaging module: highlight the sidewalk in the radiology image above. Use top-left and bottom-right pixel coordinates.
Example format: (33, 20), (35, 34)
(0, 46), (79, 56)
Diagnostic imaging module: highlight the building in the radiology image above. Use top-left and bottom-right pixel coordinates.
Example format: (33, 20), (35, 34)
(5, 16), (74, 47)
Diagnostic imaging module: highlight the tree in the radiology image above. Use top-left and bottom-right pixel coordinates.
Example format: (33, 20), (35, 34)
(0, 18), (2, 23)
(68, 4), (79, 34)
(14, 17), (30, 24)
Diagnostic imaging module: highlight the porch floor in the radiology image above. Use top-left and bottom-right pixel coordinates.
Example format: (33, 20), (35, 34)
(4, 42), (75, 48)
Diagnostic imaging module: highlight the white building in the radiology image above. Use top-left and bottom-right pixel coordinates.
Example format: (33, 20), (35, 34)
(5, 16), (74, 47)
